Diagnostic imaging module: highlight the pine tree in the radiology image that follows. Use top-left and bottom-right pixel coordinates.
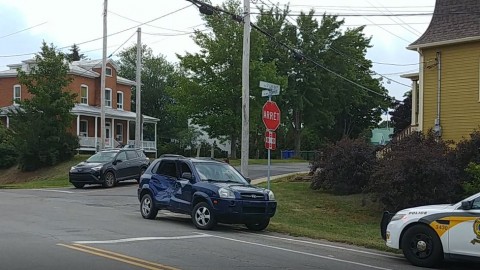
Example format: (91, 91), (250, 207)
(8, 42), (78, 171)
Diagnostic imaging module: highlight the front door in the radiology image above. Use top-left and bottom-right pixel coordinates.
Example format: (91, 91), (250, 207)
(105, 123), (112, 147)
(151, 160), (178, 209)
(173, 161), (194, 213)
(448, 196), (480, 257)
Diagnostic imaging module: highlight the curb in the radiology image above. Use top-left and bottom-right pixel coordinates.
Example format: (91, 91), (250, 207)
(251, 171), (310, 185)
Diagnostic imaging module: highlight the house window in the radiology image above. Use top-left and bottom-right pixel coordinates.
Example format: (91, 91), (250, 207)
(80, 85), (88, 105)
(105, 88), (112, 107)
(79, 120), (88, 137)
(106, 67), (112, 77)
(13, 85), (21, 104)
(116, 123), (123, 142)
(117, 91), (124, 110)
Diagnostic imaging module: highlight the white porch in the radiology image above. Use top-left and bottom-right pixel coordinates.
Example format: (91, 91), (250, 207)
(72, 105), (159, 155)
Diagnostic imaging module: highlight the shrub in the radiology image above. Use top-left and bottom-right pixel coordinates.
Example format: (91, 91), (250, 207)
(310, 137), (376, 195)
(0, 123), (17, 169)
(463, 163), (480, 197)
(368, 132), (462, 211)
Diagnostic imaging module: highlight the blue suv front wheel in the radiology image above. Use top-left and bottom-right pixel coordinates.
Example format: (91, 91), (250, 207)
(192, 202), (217, 230)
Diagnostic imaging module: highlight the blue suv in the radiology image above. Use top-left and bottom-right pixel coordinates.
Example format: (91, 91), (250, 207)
(138, 155), (277, 230)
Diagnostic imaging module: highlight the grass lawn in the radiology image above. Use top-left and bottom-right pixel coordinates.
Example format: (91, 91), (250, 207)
(0, 155), (89, 189)
(257, 175), (394, 252)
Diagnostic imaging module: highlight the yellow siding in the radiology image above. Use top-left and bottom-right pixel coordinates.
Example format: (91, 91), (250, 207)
(421, 41), (480, 142)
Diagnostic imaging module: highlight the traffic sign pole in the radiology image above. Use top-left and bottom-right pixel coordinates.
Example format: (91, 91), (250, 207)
(260, 81), (280, 191)
(267, 92), (271, 190)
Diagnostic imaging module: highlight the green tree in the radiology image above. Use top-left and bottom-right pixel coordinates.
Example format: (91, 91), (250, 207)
(390, 91), (412, 135)
(66, 44), (86, 62)
(0, 122), (17, 168)
(256, 7), (389, 151)
(8, 42), (78, 171)
(117, 45), (184, 146)
(176, 0), (284, 158)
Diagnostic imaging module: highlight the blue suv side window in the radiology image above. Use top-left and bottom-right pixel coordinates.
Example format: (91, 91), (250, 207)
(157, 161), (177, 178)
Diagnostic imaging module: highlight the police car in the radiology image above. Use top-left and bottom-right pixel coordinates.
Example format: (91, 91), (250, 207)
(381, 192), (480, 267)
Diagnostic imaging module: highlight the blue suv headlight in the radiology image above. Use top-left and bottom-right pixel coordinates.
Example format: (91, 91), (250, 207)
(267, 190), (275, 201)
(218, 187), (235, 199)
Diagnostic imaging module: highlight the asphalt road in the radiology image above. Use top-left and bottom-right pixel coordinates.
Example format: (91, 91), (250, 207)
(235, 162), (310, 180)
(0, 163), (478, 270)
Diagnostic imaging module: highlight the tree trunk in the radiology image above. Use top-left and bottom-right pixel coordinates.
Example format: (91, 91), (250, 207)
(293, 109), (301, 154)
(230, 134), (237, 159)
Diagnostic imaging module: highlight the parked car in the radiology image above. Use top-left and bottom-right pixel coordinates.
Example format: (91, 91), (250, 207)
(137, 155), (277, 230)
(69, 149), (150, 188)
(381, 192), (480, 267)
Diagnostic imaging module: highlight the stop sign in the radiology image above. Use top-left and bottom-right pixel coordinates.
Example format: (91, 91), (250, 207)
(262, 101), (281, 131)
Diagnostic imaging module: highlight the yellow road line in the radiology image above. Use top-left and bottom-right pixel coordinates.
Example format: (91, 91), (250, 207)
(57, 243), (180, 270)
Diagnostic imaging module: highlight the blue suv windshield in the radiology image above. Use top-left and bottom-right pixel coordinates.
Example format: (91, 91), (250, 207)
(193, 162), (248, 184)
(86, 152), (117, 163)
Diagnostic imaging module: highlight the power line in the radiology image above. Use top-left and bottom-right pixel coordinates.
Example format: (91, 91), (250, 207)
(0, 21), (48, 39)
(366, 0), (421, 37)
(0, 4), (193, 58)
(257, 0), (411, 90)
(109, 10), (192, 33)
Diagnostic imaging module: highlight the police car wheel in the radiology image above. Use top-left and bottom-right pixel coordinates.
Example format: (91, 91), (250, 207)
(401, 224), (443, 268)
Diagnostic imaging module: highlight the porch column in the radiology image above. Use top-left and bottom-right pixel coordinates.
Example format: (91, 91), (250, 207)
(6, 116), (9, 128)
(411, 80), (418, 126)
(154, 122), (157, 158)
(94, 117), (98, 152)
(76, 115), (80, 136)
(113, 118), (115, 146)
(126, 120), (130, 145)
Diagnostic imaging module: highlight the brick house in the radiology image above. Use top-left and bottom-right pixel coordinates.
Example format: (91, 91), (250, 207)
(0, 59), (158, 154)
(399, 0), (480, 142)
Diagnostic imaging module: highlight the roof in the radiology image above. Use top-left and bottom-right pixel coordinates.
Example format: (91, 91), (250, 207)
(0, 105), (20, 116)
(0, 58), (136, 86)
(408, 0), (480, 49)
(71, 104), (159, 123)
(400, 73), (419, 80)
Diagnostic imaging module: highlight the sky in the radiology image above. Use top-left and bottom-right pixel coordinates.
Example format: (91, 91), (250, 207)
(0, 0), (436, 101)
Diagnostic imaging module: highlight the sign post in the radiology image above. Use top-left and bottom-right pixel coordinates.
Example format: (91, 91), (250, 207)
(260, 81), (280, 190)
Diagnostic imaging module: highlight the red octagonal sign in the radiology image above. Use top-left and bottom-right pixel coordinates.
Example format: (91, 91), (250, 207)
(262, 101), (281, 131)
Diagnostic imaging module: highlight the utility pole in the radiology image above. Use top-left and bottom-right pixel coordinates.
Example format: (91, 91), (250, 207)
(240, 0), (250, 177)
(135, 28), (142, 149)
(100, 0), (108, 151)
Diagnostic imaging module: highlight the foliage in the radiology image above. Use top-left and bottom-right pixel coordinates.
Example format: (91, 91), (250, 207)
(368, 132), (462, 211)
(452, 130), (480, 170)
(0, 123), (17, 168)
(117, 45), (185, 149)
(66, 44), (86, 62)
(311, 137), (376, 195)
(463, 163), (480, 197)
(256, 6), (390, 153)
(8, 42), (78, 171)
(389, 91), (412, 135)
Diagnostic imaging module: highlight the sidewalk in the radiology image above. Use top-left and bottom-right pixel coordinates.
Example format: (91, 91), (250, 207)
(251, 171), (310, 185)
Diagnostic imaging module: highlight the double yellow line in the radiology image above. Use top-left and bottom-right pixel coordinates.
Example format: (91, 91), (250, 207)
(58, 243), (180, 270)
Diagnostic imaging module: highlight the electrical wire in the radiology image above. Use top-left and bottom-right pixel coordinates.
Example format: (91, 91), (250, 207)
(257, 0), (412, 89)
(109, 10), (192, 33)
(366, 0), (421, 37)
(0, 4), (193, 58)
(0, 22), (48, 39)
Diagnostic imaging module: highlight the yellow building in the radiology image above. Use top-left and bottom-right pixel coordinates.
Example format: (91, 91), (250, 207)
(402, 0), (480, 142)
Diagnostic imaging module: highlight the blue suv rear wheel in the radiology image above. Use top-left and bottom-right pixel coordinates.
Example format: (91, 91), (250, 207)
(141, 193), (158, 220)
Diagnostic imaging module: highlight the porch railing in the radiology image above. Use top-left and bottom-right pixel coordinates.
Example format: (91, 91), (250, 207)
(127, 140), (156, 150)
(78, 137), (124, 149)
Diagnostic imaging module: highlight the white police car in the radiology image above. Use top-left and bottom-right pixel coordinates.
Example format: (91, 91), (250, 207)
(381, 192), (480, 267)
